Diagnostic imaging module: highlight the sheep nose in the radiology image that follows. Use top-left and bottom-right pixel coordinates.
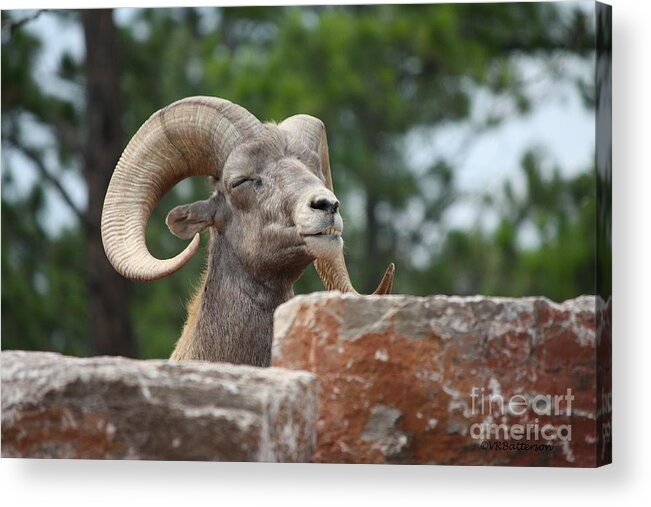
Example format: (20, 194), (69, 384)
(310, 197), (339, 214)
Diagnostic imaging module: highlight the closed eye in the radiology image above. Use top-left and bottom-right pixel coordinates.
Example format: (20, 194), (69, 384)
(231, 177), (252, 189)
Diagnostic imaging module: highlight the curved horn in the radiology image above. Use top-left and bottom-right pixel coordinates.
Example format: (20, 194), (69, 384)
(101, 96), (263, 282)
(278, 114), (395, 295)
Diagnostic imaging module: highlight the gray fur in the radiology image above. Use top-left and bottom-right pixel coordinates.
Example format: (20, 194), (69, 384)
(169, 126), (342, 366)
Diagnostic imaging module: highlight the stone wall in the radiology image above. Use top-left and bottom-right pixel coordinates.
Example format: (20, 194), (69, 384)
(1, 351), (317, 461)
(272, 293), (599, 467)
(2, 294), (602, 466)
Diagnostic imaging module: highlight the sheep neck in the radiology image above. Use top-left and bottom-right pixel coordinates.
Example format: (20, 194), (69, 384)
(172, 234), (295, 366)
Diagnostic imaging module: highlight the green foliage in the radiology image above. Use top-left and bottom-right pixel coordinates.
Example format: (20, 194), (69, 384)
(2, 13), (87, 354)
(1, 177), (88, 355)
(1, 4), (597, 358)
(406, 150), (596, 301)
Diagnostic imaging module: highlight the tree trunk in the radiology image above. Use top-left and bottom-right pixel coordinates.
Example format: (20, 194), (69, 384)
(82, 9), (135, 357)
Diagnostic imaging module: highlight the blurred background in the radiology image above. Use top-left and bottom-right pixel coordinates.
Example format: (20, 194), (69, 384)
(2, 3), (597, 359)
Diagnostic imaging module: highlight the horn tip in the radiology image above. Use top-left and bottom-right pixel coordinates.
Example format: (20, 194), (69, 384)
(373, 262), (395, 295)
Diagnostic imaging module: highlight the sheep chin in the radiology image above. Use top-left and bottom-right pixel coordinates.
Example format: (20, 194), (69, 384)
(303, 234), (344, 260)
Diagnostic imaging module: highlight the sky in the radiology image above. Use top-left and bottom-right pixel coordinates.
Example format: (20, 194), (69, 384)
(2, 5), (596, 240)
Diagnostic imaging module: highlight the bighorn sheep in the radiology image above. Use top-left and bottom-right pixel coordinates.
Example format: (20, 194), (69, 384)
(101, 96), (394, 366)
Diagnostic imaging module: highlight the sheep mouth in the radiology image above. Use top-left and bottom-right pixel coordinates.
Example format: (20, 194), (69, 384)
(302, 226), (342, 238)
(301, 226), (343, 258)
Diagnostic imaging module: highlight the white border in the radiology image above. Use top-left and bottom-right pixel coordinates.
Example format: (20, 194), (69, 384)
(2, 0), (650, 505)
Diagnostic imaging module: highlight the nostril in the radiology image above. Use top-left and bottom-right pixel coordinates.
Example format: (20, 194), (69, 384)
(310, 197), (329, 212)
(311, 197), (340, 214)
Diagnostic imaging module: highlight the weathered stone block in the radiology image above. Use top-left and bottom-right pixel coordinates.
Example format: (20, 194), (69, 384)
(1, 351), (317, 461)
(272, 293), (599, 466)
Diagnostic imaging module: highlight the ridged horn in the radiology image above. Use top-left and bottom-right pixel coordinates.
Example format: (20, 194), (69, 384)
(278, 114), (395, 295)
(101, 96), (263, 282)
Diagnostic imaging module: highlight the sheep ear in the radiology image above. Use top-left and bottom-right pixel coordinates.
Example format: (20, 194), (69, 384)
(166, 195), (227, 239)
